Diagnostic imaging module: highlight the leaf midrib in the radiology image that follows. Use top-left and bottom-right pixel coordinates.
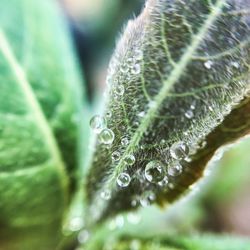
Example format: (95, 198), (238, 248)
(89, 0), (227, 221)
(0, 29), (69, 199)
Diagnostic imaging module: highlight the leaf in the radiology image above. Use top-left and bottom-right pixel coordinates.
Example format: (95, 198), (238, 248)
(84, 233), (250, 250)
(0, 0), (85, 249)
(85, 0), (250, 224)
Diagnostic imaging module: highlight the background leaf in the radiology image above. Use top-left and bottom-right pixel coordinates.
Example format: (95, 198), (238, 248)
(85, 0), (250, 224)
(0, 0), (86, 249)
(84, 233), (250, 250)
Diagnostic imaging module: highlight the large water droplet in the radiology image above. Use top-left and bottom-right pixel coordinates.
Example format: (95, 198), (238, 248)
(117, 172), (131, 188)
(168, 162), (183, 176)
(144, 160), (165, 183)
(99, 129), (115, 145)
(100, 189), (111, 200)
(112, 151), (120, 162)
(124, 154), (136, 165)
(170, 141), (189, 160)
(89, 115), (106, 133)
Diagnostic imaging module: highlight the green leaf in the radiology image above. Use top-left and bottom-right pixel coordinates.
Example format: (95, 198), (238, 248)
(0, 0), (85, 249)
(84, 234), (250, 250)
(86, 0), (250, 224)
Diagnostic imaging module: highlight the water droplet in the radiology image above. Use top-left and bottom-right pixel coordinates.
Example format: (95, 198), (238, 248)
(144, 160), (165, 183)
(99, 129), (115, 145)
(109, 215), (124, 230)
(121, 137), (129, 146)
(78, 229), (90, 244)
(131, 64), (141, 74)
(231, 61), (239, 69)
(168, 162), (183, 176)
(185, 110), (194, 119)
(117, 173), (131, 188)
(190, 101), (196, 110)
(124, 154), (135, 165)
(106, 111), (112, 118)
(89, 115), (106, 133)
(140, 191), (155, 207)
(101, 189), (111, 200)
(112, 151), (120, 162)
(204, 60), (213, 69)
(158, 176), (169, 186)
(114, 84), (125, 96)
(170, 141), (189, 160)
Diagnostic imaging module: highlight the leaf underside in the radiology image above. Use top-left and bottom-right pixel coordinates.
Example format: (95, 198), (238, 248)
(0, 0), (84, 249)
(86, 0), (250, 224)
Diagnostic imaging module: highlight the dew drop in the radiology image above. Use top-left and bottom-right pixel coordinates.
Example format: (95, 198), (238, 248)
(121, 137), (129, 146)
(231, 61), (239, 69)
(99, 129), (115, 145)
(144, 160), (165, 183)
(124, 154), (136, 165)
(106, 111), (112, 118)
(168, 162), (183, 176)
(112, 151), (120, 162)
(158, 176), (169, 187)
(114, 84), (125, 96)
(170, 141), (189, 160)
(184, 110), (194, 119)
(204, 60), (213, 69)
(131, 64), (141, 74)
(89, 115), (106, 133)
(140, 191), (155, 207)
(117, 172), (131, 188)
(100, 189), (111, 200)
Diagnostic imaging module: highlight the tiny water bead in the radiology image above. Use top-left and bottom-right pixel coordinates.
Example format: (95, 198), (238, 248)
(168, 162), (183, 176)
(89, 115), (106, 133)
(170, 141), (189, 160)
(204, 60), (213, 69)
(114, 84), (125, 96)
(144, 160), (165, 183)
(140, 191), (156, 207)
(117, 172), (131, 188)
(134, 49), (143, 60)
(124, 154), (136, 165)
(121, 136), (129, 146)
(106, 111), (112, 118)
(111, 151), (120, 162)
(131, 64), (141, 74)
(100, 189), (111, 200)
(78, 229), (90, 244)
(99, 128), (115, 145)
(158, 176), (169, 187)
(184, 110), (194, 119)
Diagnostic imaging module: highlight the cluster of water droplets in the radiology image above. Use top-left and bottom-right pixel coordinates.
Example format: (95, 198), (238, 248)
(90, 115), (115, 145)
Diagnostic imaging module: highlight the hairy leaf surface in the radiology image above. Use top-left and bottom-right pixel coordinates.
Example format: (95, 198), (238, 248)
(0, 0), (85, 249)
(86, 0), (250, 223)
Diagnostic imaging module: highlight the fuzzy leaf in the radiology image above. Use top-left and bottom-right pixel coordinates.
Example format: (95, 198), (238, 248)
(86, 0), (250, 223)
(0, 0), (85, 249)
